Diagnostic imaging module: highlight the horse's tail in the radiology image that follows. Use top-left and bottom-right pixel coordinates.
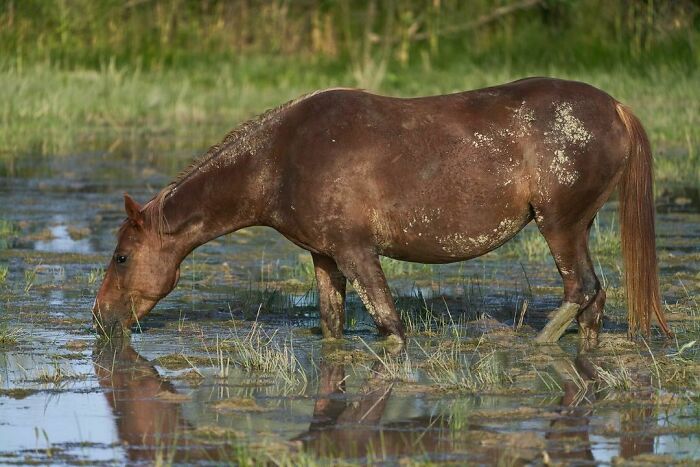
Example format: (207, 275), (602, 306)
(615, 102), (672, 337)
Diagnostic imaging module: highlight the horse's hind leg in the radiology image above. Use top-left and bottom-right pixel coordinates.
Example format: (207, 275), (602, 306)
(312, 253), (347, 339)
(333, 248), (405, 344)
(534, 218), (605, 343)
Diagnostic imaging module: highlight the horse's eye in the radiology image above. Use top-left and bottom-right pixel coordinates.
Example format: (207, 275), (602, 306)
(115, 255), (128, 264)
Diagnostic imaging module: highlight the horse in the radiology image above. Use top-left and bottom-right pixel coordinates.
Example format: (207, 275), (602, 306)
(92, 77), (672, 343)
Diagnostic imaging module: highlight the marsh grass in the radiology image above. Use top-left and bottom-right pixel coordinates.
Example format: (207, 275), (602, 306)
(592, 358), (637, 392)
(502, 213), (622, 263)
(86, 266), (104, 285)
(432, 349), (512, 392)
(417, 337), (513, 392)
(221, 321), (307, 388)
(671, 281), (700, 334)
(380, 257), (435, 279)
(0, 323), (22, 346)
(505, 226), (550, 262)
(236, 286), (302, 317)
(35, 363), (79, 385)
(358, 337), (417, 382)
(533, 366), (563, 393)
(23, 264), (39, 294)
(0, 220), (18, 249)
(400, 308), (448, 336)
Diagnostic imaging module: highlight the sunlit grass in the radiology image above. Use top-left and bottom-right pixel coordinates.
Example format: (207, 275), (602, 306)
(1, 62), (697, 186)
(0, 265), (8, 284)
(502, 213), (622, 263)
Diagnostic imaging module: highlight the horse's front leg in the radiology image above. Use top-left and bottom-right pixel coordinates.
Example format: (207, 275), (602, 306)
(333, 248), (405, 344)
(312, 253), (347, 339)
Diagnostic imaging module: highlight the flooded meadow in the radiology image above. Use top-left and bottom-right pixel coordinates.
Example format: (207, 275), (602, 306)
(0, 148), (699, 465)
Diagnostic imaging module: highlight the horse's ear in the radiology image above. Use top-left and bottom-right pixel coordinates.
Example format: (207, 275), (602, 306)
(124, 193), (145, 228)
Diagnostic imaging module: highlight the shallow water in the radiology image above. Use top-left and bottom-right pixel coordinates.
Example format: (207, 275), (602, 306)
(0, 150), (699, 465)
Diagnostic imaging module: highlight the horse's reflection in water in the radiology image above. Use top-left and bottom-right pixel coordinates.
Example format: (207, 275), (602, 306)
(546, 345), (654, 463)
(94, 341), (655, 464)
(294, 360), (452, 458)
(92, 340), (212, 463)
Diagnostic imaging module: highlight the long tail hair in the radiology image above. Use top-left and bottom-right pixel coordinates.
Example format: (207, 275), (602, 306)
(615, 103), (672, 337)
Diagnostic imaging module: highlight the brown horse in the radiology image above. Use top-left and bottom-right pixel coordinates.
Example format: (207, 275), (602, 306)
(92, 77), (671, 343)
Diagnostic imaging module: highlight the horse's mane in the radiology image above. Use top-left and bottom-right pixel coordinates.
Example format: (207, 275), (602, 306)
(140, 88), (344, 236)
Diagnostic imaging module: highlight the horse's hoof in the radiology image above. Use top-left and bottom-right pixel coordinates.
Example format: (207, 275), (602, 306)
(385, 333), (405, 345)
(381, 333), (406, 354)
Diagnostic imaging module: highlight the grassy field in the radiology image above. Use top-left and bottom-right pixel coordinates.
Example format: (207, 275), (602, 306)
(1, 59), (698, 184)
(1, 1), (698, 184)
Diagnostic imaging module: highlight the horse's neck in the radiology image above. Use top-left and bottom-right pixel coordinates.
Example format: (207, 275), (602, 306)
(160, 150), (274, 254)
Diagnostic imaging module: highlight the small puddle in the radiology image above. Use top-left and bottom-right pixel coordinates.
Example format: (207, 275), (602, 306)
(34, 223), (93, 254)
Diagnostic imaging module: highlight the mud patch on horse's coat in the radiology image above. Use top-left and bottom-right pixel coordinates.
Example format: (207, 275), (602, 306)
(513, 101), (536, 137)
(472, 132), (495, 149)
(370, 209), (394, 251)
(549, 149), (579, 186)
(352, 279), (379, 320)
(540, 102), (592, 186)
(438, 218), (521, 255)
(401, 207), (442, 235)
(552, 102), (592, 146)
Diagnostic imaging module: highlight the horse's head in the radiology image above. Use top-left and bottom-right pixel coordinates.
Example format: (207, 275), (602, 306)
(92, 194), (181, 336)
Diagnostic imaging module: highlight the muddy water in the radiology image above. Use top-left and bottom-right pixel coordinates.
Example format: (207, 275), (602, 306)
(0, 150), (699, 465)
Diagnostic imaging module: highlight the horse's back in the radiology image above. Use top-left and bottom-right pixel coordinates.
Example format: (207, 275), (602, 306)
(272, 79), (629, 262)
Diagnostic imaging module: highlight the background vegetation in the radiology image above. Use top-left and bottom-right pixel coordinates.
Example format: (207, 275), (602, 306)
(1, 0), (698, 182)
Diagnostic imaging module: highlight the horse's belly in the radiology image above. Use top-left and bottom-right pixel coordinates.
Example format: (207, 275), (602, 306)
(371, 207), (533, 264)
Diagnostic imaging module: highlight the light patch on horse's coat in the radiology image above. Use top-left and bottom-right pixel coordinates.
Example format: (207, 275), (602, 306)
(513, 101), (535, 137)
(472, 132), (494, 149)
(438, 217), (521, 255)
(351, 279), (380, 321)
(539, 102), (592, 187)
(402, 207), (442, 234)
(552, 102), (592, 146)
(544, 101), (592, 150)
(549, 149), (579, 186)
(370, 209), (393, 251)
